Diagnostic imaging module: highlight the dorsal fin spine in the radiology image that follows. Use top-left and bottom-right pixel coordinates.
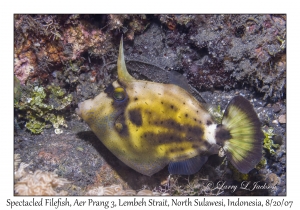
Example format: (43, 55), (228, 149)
(117, 36), (134, 82)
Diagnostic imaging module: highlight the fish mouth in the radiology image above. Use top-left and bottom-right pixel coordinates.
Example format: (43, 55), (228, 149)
(75, 99), (94, 119)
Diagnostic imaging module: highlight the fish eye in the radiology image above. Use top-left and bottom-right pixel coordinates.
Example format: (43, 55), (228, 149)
(113, 87), (126, 101)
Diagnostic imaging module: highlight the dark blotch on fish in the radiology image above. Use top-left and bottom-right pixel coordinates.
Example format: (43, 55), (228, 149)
(129, 109), (143, 126)
(215, 125), (232, 146)
(115, 113), (130, 137)
(206, 120), (212, 126)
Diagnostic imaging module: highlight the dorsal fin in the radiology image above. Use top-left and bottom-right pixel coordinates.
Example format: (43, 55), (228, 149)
(168, 71), (206, 103)
(168, 71), (191, 93)
(117, 36), (134, 82)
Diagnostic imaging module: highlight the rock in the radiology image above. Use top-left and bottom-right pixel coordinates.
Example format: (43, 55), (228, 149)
(272, 104), (281, 113)
(273, 135), (283, 145)
(278, 114), (286, 124)
(266, 173), (281, 187)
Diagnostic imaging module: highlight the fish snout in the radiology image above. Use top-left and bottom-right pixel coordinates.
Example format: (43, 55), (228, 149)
(76, 102), (84, 118)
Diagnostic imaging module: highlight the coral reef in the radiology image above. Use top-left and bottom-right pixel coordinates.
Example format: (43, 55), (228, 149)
(14, 14), (286, 100)
(183, 15), (285, 100)
(107, 15), (149, 40)
(160, 15), (285, 99)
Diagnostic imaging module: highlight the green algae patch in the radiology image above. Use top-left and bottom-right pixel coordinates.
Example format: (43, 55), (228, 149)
(255, 157), (267, 170)
(14, 76), (22, 104)
(14, 84), (72, 134)
(24, 119), (46, 134)
(263, 127), (280, 155)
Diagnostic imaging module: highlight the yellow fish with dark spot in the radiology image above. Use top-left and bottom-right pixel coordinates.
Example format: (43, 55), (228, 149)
(76, 38), (263, 176)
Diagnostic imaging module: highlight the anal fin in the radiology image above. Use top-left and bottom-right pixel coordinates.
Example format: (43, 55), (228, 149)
(168, 156), (208, 175)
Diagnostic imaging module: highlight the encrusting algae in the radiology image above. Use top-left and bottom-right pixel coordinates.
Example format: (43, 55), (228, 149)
(263, 127), (280, 155)
(76, 37), (264, 176)
(14, 82), (72, 134)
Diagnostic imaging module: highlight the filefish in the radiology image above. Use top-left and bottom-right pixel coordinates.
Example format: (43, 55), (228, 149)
(76, 38), (263, 176)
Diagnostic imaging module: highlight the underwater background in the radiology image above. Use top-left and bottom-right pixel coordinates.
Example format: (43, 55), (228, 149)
(14, 14), (286, 196)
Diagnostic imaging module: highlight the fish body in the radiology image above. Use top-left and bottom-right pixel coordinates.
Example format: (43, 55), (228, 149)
(76, 38), (263, 176)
